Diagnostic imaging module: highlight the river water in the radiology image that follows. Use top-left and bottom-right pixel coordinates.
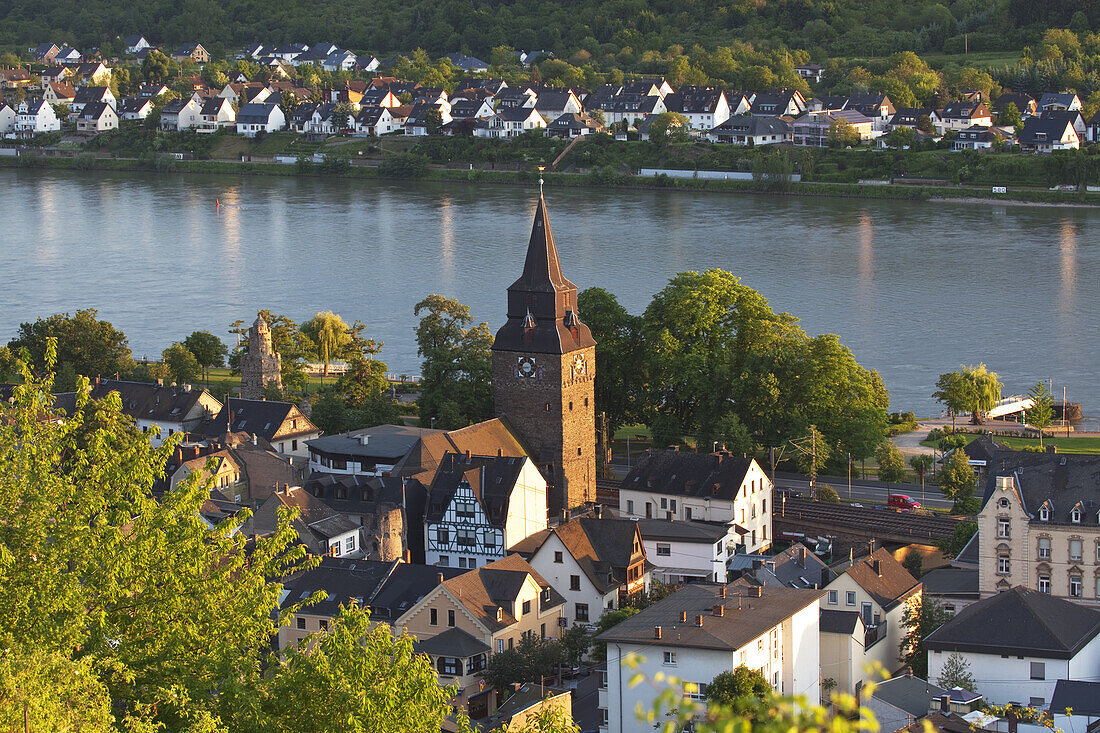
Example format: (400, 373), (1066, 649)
(3, 168), (1097, 417)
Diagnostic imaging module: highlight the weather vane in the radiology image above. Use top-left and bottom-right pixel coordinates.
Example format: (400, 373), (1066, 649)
(538, 165), (545, 196)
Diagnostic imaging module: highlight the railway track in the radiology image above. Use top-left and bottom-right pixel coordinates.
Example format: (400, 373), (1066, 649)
(775, 496), (964, 541)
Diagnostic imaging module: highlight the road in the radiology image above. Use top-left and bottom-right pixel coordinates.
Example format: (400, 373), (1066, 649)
(772, 474), (952, 511)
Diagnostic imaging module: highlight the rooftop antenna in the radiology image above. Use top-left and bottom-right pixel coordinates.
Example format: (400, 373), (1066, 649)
(538, 165), (545, 196)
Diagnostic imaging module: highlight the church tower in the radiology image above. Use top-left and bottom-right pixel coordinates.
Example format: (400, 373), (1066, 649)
(492, 196), (596, 514)
(239, 314), (282, 399)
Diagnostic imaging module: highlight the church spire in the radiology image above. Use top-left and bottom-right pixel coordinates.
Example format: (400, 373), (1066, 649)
(511, 195), (575, 294)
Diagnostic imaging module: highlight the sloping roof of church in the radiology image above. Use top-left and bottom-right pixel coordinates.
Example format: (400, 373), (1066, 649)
(510, 196), (574, 293)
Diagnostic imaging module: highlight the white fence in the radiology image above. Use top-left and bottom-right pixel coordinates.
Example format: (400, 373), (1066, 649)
(639, 168), (802, 182)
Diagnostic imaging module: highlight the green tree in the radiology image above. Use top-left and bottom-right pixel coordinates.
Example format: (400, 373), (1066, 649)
(414, 295), (493, 428)
(937, 651), (977, 692)
(560, 624), (591, 667)
(0, 345), (15, 382)
(231, 311), (310, 395)
(1026, 380), (1054, 447)
(425, 106), (444, 135)
(141, 49), (171, 83)
(301, 311), (354, 377)
(183, 330), (228, 381)
(916, 114), (934, 133)
(900, 596), (953, 678)
(876, 441), (907, 484)
(751, 149), (794, 192)
(592, 607), (639, 661)
(577, 287), (644, 433)
(885, 125), (916, 149)
(998, 101), (1022, 129)
(705, 666), (773, 723)
(483, 634), (564, 692)
(937, 521), (977, 558)
(935, 364), (1002, 428)
(647, 111), (689, 146)
(8, 309), (132, 380)
(815, 483), (840, 503)
(940, 447), (980, 514)
(827, 117), (860, 147)
(0, 650), (113, 732)
(161, 342), (201, 384)
(793, 424), (830, 484)
(901, 549), (923, 578)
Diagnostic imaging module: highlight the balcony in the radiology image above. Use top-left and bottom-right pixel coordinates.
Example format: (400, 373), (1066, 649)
(865, 620), (889, 649)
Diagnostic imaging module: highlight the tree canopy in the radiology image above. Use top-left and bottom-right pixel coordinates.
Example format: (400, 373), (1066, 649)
(414, 294), (493, 429)
(934, 364), (1002, 425)
(8, 308), (133, 381)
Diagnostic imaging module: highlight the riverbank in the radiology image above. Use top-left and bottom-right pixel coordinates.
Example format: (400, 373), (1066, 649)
(6, 153), (1100, 207)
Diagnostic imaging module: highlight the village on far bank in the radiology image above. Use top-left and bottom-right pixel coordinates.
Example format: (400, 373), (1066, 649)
(4, 186), (1100, 732)
(1, 35), (1098, 183)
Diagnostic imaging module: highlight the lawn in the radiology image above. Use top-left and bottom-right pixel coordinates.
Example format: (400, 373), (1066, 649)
(922, 432), (1100, 454)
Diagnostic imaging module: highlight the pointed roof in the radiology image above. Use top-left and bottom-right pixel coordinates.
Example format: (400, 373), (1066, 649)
(510, 196), (575, 294)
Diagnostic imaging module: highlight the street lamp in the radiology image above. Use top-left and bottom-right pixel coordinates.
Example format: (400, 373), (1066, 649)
(430, 417), (436, 429)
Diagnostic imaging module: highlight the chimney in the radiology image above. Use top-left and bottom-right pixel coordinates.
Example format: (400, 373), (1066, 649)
(358, 433), (370, 445)
(653, 625), (662, 639)
(562, 509), (571, 523)
(465, 449), (471, 460)
(594, 505), (602, 519)
(694, 614), (704, 627)
(799, 546), (806, 566)
(251, 433), (258, 445)
(712, 604), (724, 617)
(437, 572), (444, 584)
(717, 586), (726, 599)
(820, 568), (831, 587)
(940, 694), (951, 714)
(679, 611), (687, 623)
(871, 560), (882, 577)
(748, 586), (762, 598)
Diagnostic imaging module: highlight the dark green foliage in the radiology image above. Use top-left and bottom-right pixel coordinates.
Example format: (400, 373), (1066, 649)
(413, 295), (492, 429)
(379, 152), (429, 178)
(900, 596), (953, 678)
(592, 607), (639, 661)
(182, 330), (228, 382)
(705, 666), (773, 723)
(8, 309), (132, 381)
(482, 634), (565, 692)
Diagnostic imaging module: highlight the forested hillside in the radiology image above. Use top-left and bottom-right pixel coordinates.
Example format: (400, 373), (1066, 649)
(0, 0), (1096, 60)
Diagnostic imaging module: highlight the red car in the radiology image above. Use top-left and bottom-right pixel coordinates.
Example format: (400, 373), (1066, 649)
(887, 494), (921, 511)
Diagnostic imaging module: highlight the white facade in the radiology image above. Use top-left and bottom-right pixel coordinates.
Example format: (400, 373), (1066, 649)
(927, 635), (1100, 708)
(603, 601), (820, 733)
(529, 532), (620, 626)
(238, 106), (286, 137)
(353, 108), (397, 136)
(0, 104), (15, 134)
(162, 99), (202, 131)
(15, 100), (60, 136)
(76, 104), (118, 133)
(640, 526), (737, 584)
(820, 571), (913, 687)
(425, 458), (547, 569)
(619, 460), (772, 554)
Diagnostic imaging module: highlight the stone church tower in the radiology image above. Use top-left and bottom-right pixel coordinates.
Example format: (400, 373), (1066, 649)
(492, 196), (596, 514)
(239, 314), (282, 399)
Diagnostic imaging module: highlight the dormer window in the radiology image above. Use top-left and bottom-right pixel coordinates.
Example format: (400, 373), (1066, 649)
(1039, 504), (1050, 521)
(1072, 506), (1083, 523)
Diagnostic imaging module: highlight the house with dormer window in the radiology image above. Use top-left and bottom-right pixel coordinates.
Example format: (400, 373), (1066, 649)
(423, 452), (548, 569)
(979, 450), (1100, 606)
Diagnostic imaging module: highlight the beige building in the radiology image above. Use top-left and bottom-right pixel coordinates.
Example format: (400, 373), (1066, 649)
(978, 451), (1100, 606)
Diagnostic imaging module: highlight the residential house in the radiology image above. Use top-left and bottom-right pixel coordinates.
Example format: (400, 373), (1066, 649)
(137, 83), (169, 99)
(532, 87), (583, 122)
(173, 43), (209, 64)
(938, 100), (993, 132)
(482, 684), (572, 732)
(636, 518), (737, 585)
(169, 447), (246, 498)
(597, 580), (823, 732)
(198, 96), (235, 131)
(726, 92), (755, 116)
(728, 543), (836, 590)
(795, 64), (825, 83)
(1041, 108), (1087, 138)
(584, 86), (667, 126)
(518, 511), (650, 624)
(39, 65), (73, 87)
(70, 86), (115, 114)
(977, 451), (1100, 602)
(866, 674), (976, 733)
(921, 567), (979, 616)
(707, 114), (790, 145)
(454, 77), (508, 96)
(75, 101), (118, 133)
(846, 93), (896, 132)
(952, 125), (1002, 150)
(55, 47), (81, 63)
(235, 102), (285, 137)
(356, 56), (380, 72)
(278, 556), (464, 648)
(449, 98), (495, 121)
(993, 92), (1037, 118)
(162, 432), (303, 502)
(43, 82), (76, 106)
(33, 43), (61, 64)
(545, 112), (603, 138)
(622, 78), (674, 97)
(396, 554), (566, 699)
(195, 397), (318, 458)
(820, 547), (921, 694)
(15, 98), (60, 137)
(495, 86), (538, 109)
(0, 103), (14, 134)
(1038, 92), (1082, 112)
(477, 107), (545, 138)
(360, 88), (401, 108)
(244, 484), (362, 557)
(1050, 680), (1100, 729)
(219, 82), (267, 106)
(750, 89), (807, 117)
(123, 35), (152, 54)
(443, 53), (489, 73)
(663, 86), (730, 130)
(305, 472), (428, 562)
(160, 97), (202, 131)
(619, 450), (773, 554)
(926, 586), (1100, 707)
(889, 107), (940, 132)
(423, 451), (548, 569)
(791, 110), (873, 146)
(404, 101), (453, 136)
(308, 424), (437, 477)
(354, 105), (398, 136)
(116, 97), (152, 121)
(56, 378), (221, 445)
(65, 61), (111, 85)
(323, 50), (357, 72)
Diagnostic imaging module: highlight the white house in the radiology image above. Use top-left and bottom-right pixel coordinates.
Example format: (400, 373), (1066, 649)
(117, 97), (153, 120)
(70, 86), (115, 115)
(663, 86), (731, 130)
(820, 547), (921, 696)
(307, 424), (435, 477)
(619, 450), (772, 554)
(926, 586), (1100, 708)
(597, 581), (822, 733)
(198, 96), (235, 131)
(124, 35), (152, 54)
(75, 101), (118, 133)
(423, 452), (547, 570)
(15, 99), (60, 137)
(635, 518), (736, 584)
(476, 107), (546, 138)
(1019, 117), (1080, 153)
(519, 513), (649, 626)
(323, 51), (357, 72)
(0, 103), (16, 134)
(160, 97), (202, 131)
(236, 102), (285, 137)
(56, 379), (221, 445)
(707, 115), (790, 145)
(353, 105), (398, 136)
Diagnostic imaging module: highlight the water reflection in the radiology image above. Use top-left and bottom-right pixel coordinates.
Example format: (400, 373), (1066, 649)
(1059, 218), (1077, 313)
(858, 209), (873, 288)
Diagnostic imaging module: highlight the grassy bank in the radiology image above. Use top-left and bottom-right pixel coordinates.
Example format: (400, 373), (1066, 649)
(6, 152), (1100, 207)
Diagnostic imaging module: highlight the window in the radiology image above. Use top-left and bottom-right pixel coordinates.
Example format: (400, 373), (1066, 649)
(1071, 539), (1083, 562)
(828, 590), (838, 605)
(686, 507), (693, 520)
(447, 610), (455, 627)
(762, 499), (767, 514)
(1039, 537), (1051, 559)
(1072, 507), (1082, 523)
(997, 519), (1010, 539)
(998, 556), (1011, 575)
(438, 657), (459, 676)
(626, 500), (634, 514)
(439, 555), (449, 566)
(656, 543), (671, 557)
(570, 575), (581, 591)
(430, 608), (438, 625)
(437, 528), (450, 545)
(683, 681), (708, 700)
(484, 533), (498, 548)
(660, 498), (667, 509)
(576, 603), (589, 622)
(1096, 543), (1100, 562)
(319, 619), (328, 630)
(292, 439), (298, 451)
(330, 542), (342, 557)
(497, 639), (504, 653)
(345, 536), (355, 553)
(1029, 698), (1046, 708)
(1040, 506), (1050, 521)
(670, 500), (677, 513)
(846, 591), (856, 606)
(663, 651), (677, 666)
(297, 617), (306, 630)
(1039, 575), (1051, 594)
(1071, 576), (1083, 597)
(554, 551), (563, 563)
(455, 501), (475, 519)
(457, 529), (476, 547)
(458, 557), (468, 569)
(522, 600), (531, 615)
(1030, 662), (1045, 680)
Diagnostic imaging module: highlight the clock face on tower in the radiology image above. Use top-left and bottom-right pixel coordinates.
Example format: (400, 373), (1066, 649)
(571, 353), (588, 378)
(515, 355), (540, 379)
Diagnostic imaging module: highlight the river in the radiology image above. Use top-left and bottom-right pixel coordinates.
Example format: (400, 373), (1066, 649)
(3, 167), (1097, 418)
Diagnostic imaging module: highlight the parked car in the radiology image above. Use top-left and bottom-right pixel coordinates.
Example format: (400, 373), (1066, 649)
(887, 494), (921, 511)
